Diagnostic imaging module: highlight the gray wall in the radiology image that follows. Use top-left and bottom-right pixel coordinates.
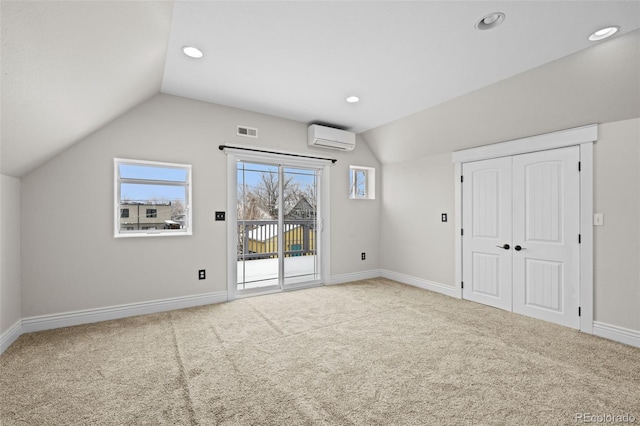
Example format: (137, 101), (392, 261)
(13, 94), (640, 335)
(1, 174), (21, 335)
(20, 94), (380, 317)
(380, 153), (455, 286)
(379, 117), (640, 332)
(593, 118), (640, 330)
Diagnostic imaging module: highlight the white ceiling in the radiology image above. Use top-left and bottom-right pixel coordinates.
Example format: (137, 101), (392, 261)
(1, 1), (174, 177)
(2, 1), (640, 176)
(363, 28), (640, 163)
(162, 1), (640, 133)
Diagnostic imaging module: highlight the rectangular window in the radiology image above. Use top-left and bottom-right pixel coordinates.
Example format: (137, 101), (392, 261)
(115, 158), (192, 237)
(349, 166), (376, 200)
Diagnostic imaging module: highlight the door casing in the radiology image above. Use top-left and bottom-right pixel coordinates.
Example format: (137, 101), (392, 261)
(461, 147), (581, 329)
(225, 147), (332, 301)
(453, 124), (596, 333)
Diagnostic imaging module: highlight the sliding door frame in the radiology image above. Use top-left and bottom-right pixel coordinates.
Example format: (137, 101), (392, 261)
(225, 147), (332, 301)
(452, 124), (597, 333)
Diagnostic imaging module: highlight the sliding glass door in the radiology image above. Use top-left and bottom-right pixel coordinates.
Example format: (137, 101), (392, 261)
(236, 161), (321, 294)
(282, 166), (319, 286)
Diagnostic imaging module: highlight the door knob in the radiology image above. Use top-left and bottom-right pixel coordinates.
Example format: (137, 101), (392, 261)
(496, 244), (510, 250)
(514, 245), (525, 251)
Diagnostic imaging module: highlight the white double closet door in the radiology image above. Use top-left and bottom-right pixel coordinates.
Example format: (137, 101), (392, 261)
(462, 146), (581, 329)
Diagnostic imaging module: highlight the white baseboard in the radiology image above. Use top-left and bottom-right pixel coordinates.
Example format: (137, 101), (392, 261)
(379, 271), (639, 349)
(21, 291), (228, 334)
(380, 269), (461, 299)
(0, 320), (23, 354)
(592, 321), (640, 348)
(5, 285), (638, 354)
(1, 291), (228, 355)
(329, 269), (382, 285)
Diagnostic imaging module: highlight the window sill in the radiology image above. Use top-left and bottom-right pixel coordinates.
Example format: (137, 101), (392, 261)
(114, 230), (192, 239)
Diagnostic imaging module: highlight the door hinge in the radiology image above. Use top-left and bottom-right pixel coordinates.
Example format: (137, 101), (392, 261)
(461, 175), (464, 183)
(461, 229), (464, 236)
(578, 234), (581, 244)
(578, 306), (581, 317)
(578, 161), (581, 172)
(461, 281), (464, 289)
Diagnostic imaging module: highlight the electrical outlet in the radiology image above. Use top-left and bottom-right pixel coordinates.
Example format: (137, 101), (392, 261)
(361, 252), (366, 261)
(215, 211), (225, 221)
(198, 270), (206, 280)
(441, 213), (448, 222)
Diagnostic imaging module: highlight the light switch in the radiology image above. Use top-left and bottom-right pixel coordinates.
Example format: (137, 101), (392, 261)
(593, 213), (604, 226)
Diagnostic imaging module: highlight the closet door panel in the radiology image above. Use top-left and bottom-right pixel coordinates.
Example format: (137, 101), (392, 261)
(512, 147), (581, 329)
(462, 157), (513, 311)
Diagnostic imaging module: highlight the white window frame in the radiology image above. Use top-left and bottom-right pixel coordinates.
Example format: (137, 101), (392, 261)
(349, 165), (376, 200)
(223, 146), (332, 301)
(114, 158), (192, 238)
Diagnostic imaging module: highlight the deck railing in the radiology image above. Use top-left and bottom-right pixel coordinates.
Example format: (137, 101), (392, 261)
(237, 219), (316, 260)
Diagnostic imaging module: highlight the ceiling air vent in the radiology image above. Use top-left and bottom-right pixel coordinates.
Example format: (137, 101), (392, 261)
(237, 125), (258, 138)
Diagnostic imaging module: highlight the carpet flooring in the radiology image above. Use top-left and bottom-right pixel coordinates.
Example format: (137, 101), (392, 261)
(1, 278), (639, 425)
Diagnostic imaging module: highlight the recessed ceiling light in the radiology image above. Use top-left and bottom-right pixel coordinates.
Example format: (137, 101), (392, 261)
(182, 46), (203, 58)
(475, 12), (505, 30)
(588, 26), (620, 42)
(346, 96), (360, 103)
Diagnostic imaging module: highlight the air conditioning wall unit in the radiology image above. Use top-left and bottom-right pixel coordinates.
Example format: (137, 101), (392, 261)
(307, 124), (356, 151)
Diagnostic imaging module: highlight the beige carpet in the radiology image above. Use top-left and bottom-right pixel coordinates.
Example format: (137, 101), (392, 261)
(1, 278), (639, 425)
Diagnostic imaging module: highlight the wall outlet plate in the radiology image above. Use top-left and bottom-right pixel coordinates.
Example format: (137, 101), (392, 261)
(441, 213), (448, 222)
(215, 211), (225, 221)
(593, 213), (604, 226)
(198, 270), (206, 280)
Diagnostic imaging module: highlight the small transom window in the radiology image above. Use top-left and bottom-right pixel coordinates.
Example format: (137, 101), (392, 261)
(349, 166), (375, 200)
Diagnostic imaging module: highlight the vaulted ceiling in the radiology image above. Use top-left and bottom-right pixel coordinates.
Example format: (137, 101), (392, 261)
(2, 1), (639, 177)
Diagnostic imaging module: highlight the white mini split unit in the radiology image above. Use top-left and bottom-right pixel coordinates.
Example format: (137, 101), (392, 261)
(307, 124), (356, 151)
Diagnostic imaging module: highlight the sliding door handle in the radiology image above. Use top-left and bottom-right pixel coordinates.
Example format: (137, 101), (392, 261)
(496, 244), (510, 250)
